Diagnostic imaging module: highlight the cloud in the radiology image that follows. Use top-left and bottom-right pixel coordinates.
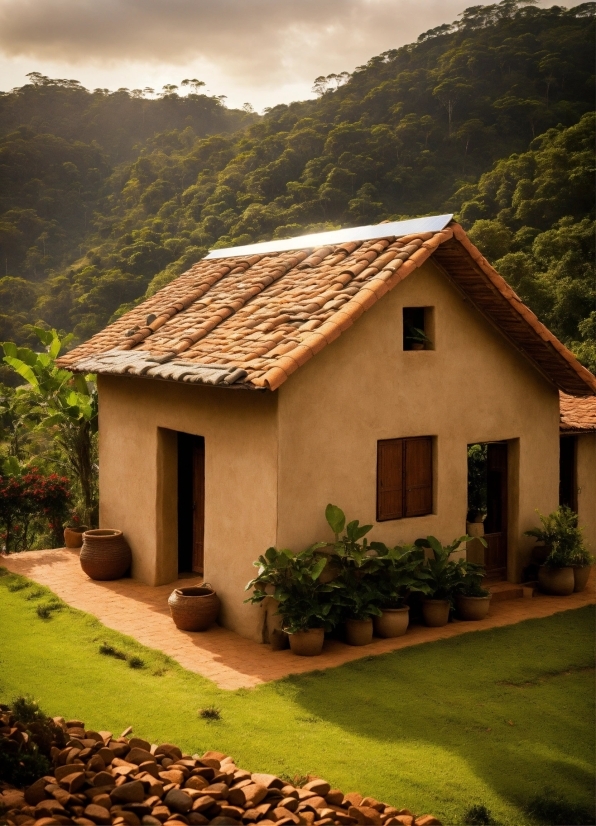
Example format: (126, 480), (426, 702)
(0, 0), (497, 83)
(0, 0), (585, 103)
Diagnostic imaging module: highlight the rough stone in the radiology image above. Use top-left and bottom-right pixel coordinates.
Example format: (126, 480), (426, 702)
(110, 782), (146, 805)
(83, 804), (111, 824)
(163, 790), (192, 814)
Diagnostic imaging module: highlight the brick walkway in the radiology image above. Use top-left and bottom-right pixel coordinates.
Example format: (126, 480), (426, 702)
(2, 548), (594, 690)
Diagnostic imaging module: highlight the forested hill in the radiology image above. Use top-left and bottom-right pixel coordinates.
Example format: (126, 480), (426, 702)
(0, 0), (594, 373)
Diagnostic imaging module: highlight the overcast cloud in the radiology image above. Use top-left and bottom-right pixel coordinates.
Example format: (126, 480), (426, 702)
(0, 0), (585, 110)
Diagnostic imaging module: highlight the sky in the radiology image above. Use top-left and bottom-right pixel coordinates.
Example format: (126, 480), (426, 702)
(0, 0), (586, 112)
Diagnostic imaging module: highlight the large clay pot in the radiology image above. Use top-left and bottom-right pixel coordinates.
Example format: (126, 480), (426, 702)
(573, 565), (592, 593)
(80, 529), (131, 580)
(288, 627), (325, 656)
(538, 565), (574, 596)
(422, 598), (450, 627)
(373, 607), (409, 638)
(345, 618), (373, 646)
(168, 585), (220, 631)
(455, 594), (491, 621)
(64, 526), (88, 549)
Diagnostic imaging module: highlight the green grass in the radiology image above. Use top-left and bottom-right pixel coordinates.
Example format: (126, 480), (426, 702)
(0, 567), (594, 826)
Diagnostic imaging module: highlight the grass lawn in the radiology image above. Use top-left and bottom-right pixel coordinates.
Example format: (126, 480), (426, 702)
(0, 568), (594, 826)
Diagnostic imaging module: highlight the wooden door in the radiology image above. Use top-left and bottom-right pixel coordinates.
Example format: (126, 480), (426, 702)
(192, 438), (205, 574)
(484, 442), (508, 579)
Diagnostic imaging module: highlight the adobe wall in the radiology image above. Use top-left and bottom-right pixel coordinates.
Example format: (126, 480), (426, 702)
(577, 433), (596, 553)
(97, 375), (277, 640)
(277, 259), (561, 582)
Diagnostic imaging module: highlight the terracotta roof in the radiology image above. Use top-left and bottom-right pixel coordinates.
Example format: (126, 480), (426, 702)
(58, 218), (596, 396)
(560, 393), (596, 433)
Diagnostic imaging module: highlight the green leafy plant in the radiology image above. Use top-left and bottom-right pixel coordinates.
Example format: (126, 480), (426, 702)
(405, 325), (432, 345)
(524, 506), (590, 568)
(452, 559), (490, 597)
(368, 542), (432, 607)
(245, 544), (341, 634)
(464, 803), (493, 825)
(2, 328), (98, 526)
(415, 535), (484, 604)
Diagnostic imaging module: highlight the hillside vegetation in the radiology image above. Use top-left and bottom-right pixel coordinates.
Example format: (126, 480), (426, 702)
(0, 0), (594, 370)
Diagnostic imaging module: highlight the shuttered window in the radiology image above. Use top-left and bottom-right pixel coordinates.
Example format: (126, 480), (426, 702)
(377, 437), (433, 521)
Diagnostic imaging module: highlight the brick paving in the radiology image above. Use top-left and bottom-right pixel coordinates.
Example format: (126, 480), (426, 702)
(2, 548), (594, 691)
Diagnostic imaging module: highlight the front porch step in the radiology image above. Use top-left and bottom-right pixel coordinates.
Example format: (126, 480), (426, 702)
(488, 581), (525, 601)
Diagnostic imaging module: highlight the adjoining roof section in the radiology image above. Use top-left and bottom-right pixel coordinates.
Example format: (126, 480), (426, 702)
(57, 218), (596, 397)
(205, 215), (453, 259)
(560, 393), (596, 433)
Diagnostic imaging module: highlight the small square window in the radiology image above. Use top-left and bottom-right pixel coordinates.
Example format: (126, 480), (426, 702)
(403, 306), (434, 350)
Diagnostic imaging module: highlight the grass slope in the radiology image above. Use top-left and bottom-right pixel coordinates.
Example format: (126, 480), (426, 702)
(0, 569), (594, 826)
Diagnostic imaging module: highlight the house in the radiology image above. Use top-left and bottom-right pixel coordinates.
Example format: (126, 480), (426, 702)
(58, 215), (596, 641)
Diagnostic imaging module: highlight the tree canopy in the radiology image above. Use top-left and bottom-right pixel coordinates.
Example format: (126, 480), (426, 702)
(0, 0), (593, 371)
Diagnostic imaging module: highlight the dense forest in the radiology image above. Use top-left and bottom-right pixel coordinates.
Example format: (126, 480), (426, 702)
(0, 0), (594, 372)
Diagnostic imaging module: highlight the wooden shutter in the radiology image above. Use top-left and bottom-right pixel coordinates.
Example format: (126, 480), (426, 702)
(377, 439), (404, 521)
(404, 437), (433, 517)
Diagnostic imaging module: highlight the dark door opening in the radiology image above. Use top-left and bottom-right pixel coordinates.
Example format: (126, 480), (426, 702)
(559, 436), (577, 511)
(177, 433), (205, 575)
(467, 441), (508, 579)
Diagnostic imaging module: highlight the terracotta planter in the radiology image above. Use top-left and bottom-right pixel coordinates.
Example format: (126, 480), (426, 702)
(455, 594), (491, 621)
(422, 598), (450, 627)
(64, 526), (88, 549)
(573, 565), (592, 593)
(538, 565), (574, 596)
(410, 342), (425, 350)
(288, 627), (325, 656)
(345, 618), (373, 646)
(80, 529), (131, 580)
(168, 585), (220, 631)
(373, 607), (409, 638)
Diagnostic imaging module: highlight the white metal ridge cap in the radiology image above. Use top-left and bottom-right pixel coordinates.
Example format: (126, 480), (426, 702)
(205, 214), (454, 259)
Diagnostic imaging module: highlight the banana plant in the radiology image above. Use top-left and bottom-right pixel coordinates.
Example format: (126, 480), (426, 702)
(2, 328), (98, 525)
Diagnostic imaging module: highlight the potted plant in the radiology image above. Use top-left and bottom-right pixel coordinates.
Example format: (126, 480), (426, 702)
(369, 542), (431, 637)
(324, 505), (381, 645)
(416, 535), (481, 626)
(453, 560), (491, 621)
(525, 507), (586, 595)
(405, 325), (432, 350)
(245, 545), (338, 656)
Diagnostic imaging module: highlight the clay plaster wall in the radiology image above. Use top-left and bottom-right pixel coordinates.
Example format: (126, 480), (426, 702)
(577, 433), (596, 553)
(276, 259), (561, 582)
(97, 375), (277, 640)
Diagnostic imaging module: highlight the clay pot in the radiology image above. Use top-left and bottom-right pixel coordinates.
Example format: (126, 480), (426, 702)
(422, 598), (450, 627)
(573, 565), (592, 593)
(410, 342), (425, 350)
(345, 618), (373, 646)
(538, 565), (574, 596)
(64, 526), (88, 549)
(373, 607), (409, 638)
(288, 627), (325, 656)
(455, 594), (492, 621)
(168, 585), (220, 631)
(80, 529), (131, 580)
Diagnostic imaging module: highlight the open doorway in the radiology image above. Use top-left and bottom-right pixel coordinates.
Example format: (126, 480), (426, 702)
(177, 433), (204, 575)
(467, 441), (508, 579)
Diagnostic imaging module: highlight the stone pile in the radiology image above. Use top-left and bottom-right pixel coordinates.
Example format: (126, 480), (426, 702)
(0, 716), (441, 826)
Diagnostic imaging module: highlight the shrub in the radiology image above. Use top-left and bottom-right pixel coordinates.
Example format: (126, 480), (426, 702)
(199, 706), (221, 721)
(525, 793), (595, 825)
(127, 656), (145, 669)
(99, 642), (127, 660)
(0, 469), (71, 553)
(464, 804), (493, 824)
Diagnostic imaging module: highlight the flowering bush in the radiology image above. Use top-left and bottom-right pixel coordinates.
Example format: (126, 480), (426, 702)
(0, 469), (71, 553)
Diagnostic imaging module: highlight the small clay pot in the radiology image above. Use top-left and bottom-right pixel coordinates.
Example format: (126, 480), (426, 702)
(538, 565), (574, 596)
(168, 585), (220, 631)
(64, 526), (88, 549)
(373, 607), (409, 638)
(80, 529), (131, 580)
(572, 565), (592, 593)
(345, 617), (373, 646)
(410, 342), (425, 350)
(455, 594), (491, 621)
(288, 627), (325, 656)
(422, 598), (450, 627)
